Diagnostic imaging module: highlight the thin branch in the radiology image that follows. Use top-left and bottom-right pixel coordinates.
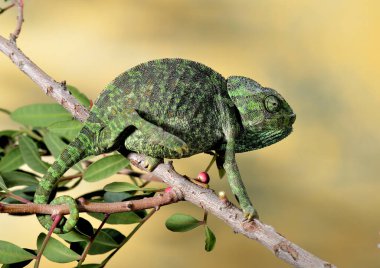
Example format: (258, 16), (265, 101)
(10, 0), (24, 42)
(78, 213), (110, 266)
(100, 209), (157, 267)
(0, 36), (89, 122)
(0, 2), (15, 15)
(0, 33), (336, 268)
(0, 191), (181, 215)
(35, 214), (64, 268)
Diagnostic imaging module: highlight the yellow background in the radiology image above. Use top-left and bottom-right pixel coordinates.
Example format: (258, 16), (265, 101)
(1, 0), (380, 267)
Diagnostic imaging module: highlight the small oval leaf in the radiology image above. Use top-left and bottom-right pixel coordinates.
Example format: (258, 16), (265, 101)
(58, 230), (89, 243)
(83, 155), (129, 182)
(1, 171), (38, 188)
(67, 85), (91, 108)
(43, 132), (83, 172)
(89, 211), (143, 224)
(0, 148), (23, 172)
(19, 136), (49, 173)
(47, 120), (82, 141)
(165, 213), (202, 232)
(37, 233), (80, 263)
(0, 240), (35, 264)
(204, 225), (216, 252)
(0, 175), (8, 192)
(75, 217), (94, 237)
(103, 182), (141, 192)
(11, 104), (72, 127)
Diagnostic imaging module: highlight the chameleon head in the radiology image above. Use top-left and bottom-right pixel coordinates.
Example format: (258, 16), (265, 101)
(226, 76), (296, 152)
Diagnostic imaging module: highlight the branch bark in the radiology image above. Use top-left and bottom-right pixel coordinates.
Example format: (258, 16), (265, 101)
(0, 34), (336, 268)
(0, 191), (181, 215)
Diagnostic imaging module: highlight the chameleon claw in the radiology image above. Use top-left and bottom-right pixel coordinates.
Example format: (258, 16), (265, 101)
(242, 206), (259, 221)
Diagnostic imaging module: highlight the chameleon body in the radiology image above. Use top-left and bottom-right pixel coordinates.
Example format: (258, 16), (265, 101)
(34, 58), (295, 233)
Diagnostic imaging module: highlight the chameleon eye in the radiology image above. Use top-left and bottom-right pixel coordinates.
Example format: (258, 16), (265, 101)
(264, 95), (281, 113)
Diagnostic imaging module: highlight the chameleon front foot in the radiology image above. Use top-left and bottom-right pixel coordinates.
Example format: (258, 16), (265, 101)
(141, 156), (162, 171)
(242, 204), (259, 220)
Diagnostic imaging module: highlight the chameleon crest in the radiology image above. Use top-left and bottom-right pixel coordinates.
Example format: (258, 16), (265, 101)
(34, 58), (295, 233)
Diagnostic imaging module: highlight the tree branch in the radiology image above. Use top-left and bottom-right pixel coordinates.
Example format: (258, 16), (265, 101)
(0, 34), (336, 268)
(10, 0), (24, 42)
(0, 191), (181, 215)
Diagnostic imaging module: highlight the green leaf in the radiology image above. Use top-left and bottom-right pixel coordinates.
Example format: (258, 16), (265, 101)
(67, 85), (91, 108)
(42, 131), (82, 172)
(204, 225), (216, 252)
(165, 213), (202, 232)
(37, 233), (80, 263)
(89, 230), (119, 254)
(1, 187), (34, 204)
(0, 130), (18, 138)
(83, 154), (129, 182)
(89, 211), (143, 224)
(18, 136), (49, 173)
(0, 240), (35, 264)
(71, 230), (120, 256)
(11, 103), (72, 127)
(42, 132), (66, 158)
(77, 264), (101, 268)
(75, 218), (94, 237)
(103, 182), (141, 192)
(104, 182), (162, 193)
(58, 230), (89, 243)
(0, 148), (23, 172)
(47, 120), (82, 141)
(101, 228), (126, 244)
(103, 191), (133, 202)
(0, 175), (8, 192)
(1, 171), (38, 188)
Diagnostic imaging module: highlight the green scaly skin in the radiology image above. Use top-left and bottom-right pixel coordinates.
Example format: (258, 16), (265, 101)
(34, 58), (295, 233)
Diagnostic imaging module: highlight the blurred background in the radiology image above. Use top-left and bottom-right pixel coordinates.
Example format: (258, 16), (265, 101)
(1, 0), (379, 267)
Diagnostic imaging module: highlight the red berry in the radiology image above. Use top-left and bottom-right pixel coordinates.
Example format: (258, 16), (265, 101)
(197, 171), (210, 184)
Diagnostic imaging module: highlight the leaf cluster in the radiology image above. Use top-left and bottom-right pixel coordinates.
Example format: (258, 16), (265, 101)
(0, 86), (217, 267)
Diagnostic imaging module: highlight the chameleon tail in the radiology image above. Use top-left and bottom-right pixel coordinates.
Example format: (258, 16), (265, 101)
(34, 131), (92, 234)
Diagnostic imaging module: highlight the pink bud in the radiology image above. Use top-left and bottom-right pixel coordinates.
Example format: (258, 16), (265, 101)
(164, 187), (172, 193)
(197, 171), (210, 184)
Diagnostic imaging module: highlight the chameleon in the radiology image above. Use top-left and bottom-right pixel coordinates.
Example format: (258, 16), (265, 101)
(34, 58), (296, 233)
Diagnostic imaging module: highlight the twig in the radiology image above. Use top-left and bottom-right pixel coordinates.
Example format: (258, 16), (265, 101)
(0, 191), (181, 215)
(0, 36), (90, 122)
(78, 213), (110, 267)
(100, 209), (157, 267)
(0, 32), (336, 268)
(34, 214), (64, 268)
(0, 2), (15, 15)
(10, 0), (24, 42)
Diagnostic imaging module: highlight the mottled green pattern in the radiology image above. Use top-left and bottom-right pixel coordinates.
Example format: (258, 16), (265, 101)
(34, 58), (295, 232)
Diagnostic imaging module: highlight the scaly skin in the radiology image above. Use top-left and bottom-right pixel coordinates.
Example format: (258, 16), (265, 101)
(34, 58), (295, 233)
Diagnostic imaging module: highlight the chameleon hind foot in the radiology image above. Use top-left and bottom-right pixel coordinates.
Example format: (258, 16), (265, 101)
(141, 156), (162, 171)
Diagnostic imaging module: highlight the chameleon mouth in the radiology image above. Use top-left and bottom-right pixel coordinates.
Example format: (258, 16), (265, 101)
(261, 127), (292, 147)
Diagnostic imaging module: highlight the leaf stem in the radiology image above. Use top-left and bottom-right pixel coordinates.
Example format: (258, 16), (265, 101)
(6, 191), (32, 204)
(0, 2), (15, 15)
(100, 209), (156, 267)
(19, 128), (43, 141)
(205, 154), (216, 173)
(77, 213), (110, 267)
(34, 214), (63, 268)
(0, 107), (11, 115)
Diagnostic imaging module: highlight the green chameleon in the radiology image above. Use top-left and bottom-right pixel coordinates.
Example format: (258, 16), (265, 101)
(34, 58), (295, 233)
